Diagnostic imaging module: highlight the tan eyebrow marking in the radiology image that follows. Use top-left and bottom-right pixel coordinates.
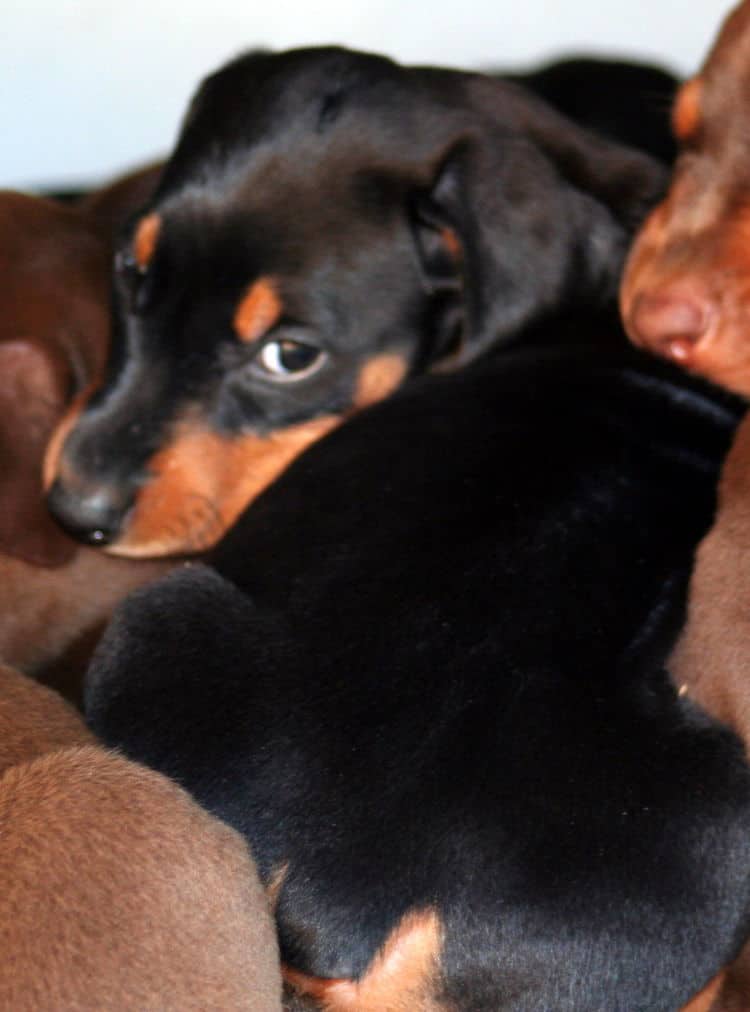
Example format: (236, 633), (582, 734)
(233, 277), (283, 344)
(133, 213), (162, 271)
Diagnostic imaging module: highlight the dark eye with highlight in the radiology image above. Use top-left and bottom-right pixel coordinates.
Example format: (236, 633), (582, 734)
(254, 339), (327, 380)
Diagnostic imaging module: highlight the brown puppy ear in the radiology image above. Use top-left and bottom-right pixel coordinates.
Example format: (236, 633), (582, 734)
(413, 111), (667, 370)
(0, 339), (76, 566)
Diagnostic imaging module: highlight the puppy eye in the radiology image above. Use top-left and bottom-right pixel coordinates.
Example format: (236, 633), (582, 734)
(255, 339), (326, 380)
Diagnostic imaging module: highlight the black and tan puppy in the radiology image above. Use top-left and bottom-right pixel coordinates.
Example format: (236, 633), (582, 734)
(86, 339), (750, 1011)
(44, 45), (666, 559)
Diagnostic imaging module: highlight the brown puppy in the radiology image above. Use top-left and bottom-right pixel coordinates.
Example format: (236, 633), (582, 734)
(0, 663), (282, 1010)
(0, 661), (96, 773)
(670, 433), (750, 1012)
(619, 0), (750, 761)
(620, 7), (750, 1007)
(620, 0), (750, 395)
(0, 192), (170, 689)
(670, 419), (750, 752)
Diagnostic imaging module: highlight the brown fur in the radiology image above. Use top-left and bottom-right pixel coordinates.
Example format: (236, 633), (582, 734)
(0, 190), (171, 689)
(0, 663), (94, 774)
(0, 664), (282, 1010)
(620, 11), (750, 1007)
(670, 415), (750, 752)
(0, 192), (109, 566)
(707, 940), (750, 1011)
(620, 1), (750, 395)
(0, 550), (170, 696)
(77, 161), (163, 237)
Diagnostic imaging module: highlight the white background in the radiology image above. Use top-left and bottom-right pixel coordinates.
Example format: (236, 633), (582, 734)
(1, 1), (732, 190)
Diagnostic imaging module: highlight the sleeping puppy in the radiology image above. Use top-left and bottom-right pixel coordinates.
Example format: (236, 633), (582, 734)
(44, 45), (666, 559)
(85, 341), (750, 1011)
(0, 192), (170, 689)
(0, 662), (282, 1010)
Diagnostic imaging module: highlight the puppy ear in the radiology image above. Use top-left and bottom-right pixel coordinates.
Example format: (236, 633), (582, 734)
(0, 339), (76, 566)
(411, 116), (666, 370)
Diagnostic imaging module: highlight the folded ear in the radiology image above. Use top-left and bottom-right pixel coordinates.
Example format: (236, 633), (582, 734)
(0, 340), (76, 566)
(411, 114), (667, 370)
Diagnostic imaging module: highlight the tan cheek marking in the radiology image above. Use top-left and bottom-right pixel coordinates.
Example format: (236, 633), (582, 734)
(233, 277), (283, 344)
(353, 354), (408, 410)
(283, 908), (443, 1012)
(679, 969), (726, 1012)
(133, 213), (161, 271)
(106, 413), (340, 558)
(106, 354), (407, 559)
(41, 384), (99, 492)
(672, 77), (703, 142)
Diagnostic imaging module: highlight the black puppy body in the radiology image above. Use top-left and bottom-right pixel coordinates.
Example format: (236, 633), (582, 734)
(45, 46), (666, 560)
(86, 343), (750, 1011)
(510, 56), (680, 165)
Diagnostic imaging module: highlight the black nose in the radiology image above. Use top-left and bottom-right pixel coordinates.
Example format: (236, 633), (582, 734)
(46, 478), (133, 547)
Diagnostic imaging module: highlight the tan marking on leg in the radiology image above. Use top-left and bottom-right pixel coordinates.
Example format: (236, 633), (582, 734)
(680, 969), (726, 1012)
(106, 413), (340, 557)
(234, 277), (283, 344)
(133, 213), (161, 272)
(353, 354), (408, 409)
(283, 908), (443, 1012)
(672, 77), (703, 142)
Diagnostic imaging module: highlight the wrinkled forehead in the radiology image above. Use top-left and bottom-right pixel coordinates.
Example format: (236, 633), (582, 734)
(156, 47), (478, 201)
(135, 162), (410, 288)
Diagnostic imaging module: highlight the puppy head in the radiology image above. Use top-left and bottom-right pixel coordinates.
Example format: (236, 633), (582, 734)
(621, 1), (750, 395)
(45, 47), (665, 558)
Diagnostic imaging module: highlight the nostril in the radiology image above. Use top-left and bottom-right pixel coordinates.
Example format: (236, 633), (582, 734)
(627, 290), (711, 362)
(46, 478), (129, 547)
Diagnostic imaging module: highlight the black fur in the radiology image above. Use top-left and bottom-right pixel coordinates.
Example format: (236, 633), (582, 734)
(508, 56), (679, 165)
(86, 342), (750, 1010)
(45, 46), (666, 547)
